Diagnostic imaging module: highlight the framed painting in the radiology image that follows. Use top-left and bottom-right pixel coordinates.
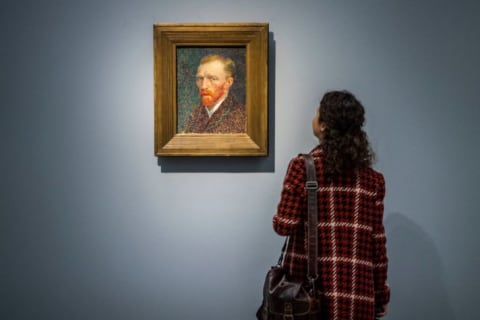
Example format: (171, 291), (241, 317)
(154, 23), (269, 156)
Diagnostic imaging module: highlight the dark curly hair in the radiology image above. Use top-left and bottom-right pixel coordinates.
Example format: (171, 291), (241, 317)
(318, 90), (375, 178)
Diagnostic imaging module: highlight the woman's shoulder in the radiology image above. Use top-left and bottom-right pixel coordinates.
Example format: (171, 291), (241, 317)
(361, 166), (385, 183)
(364, 165), (384, 178)
(287, 147), (323, 167)
(361, 167), (386, 198)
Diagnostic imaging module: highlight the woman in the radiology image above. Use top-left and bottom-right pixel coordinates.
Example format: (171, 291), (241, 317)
(273, 90), (390, 320)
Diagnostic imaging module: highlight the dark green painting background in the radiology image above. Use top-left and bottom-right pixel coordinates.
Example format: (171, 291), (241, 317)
(176, 47), (246, 132)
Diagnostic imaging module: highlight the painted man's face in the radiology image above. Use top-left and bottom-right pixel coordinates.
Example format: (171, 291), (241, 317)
(196, 60), (234, 109)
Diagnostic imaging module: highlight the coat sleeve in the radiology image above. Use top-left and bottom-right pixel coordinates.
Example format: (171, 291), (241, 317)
(372, 173), (390, 310)
(273, 157), (307, 236)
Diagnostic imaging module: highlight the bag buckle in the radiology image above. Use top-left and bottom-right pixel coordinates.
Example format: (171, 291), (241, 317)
(283, 303), (294, 320)
(305, 181), (318, 190)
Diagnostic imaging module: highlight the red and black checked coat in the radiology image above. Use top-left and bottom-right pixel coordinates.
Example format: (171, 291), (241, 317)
(183, 94), (246, 133)
(273, 146), (390, 320)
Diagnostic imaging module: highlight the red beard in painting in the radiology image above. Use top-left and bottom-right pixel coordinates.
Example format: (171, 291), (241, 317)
(200, 88), (226, 109)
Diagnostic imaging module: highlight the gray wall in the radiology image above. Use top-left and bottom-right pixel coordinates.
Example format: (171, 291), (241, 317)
(1, 0), (479, 319)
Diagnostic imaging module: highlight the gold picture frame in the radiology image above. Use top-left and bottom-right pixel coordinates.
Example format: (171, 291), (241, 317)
(154, 23), (269, 156)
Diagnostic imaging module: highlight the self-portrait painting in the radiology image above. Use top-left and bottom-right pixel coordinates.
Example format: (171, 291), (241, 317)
(154, 23), (268, 156)
(176, 47), (246, 134)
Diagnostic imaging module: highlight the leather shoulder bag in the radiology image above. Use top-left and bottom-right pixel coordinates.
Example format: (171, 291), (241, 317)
(257, 154), (321, 320)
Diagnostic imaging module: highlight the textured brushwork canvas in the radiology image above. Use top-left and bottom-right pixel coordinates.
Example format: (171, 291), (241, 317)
(176, 47), (246, 133)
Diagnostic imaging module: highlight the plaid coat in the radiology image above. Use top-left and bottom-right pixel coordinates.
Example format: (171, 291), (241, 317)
(273, 146), (390, 320)
(183, 94), (246, 133)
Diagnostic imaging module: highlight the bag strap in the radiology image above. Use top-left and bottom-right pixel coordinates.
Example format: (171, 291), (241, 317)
(303, 154), (319, 283)
(277, 238), (288, 266)
(276, 154), (319, 284)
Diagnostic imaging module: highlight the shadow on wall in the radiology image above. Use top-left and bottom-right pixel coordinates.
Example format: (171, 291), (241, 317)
(157, 32), (276, 173)
(385, 212), (455, 320)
